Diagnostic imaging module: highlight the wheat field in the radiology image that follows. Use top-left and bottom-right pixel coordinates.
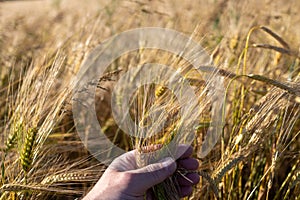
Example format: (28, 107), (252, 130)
(0, 0), (299, 199)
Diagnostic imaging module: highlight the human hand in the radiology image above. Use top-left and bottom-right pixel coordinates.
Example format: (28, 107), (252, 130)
(83, 145), (199, 200)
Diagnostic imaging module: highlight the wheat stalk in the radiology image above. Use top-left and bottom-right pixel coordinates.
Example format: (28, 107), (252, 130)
(197, 170), (219, 198)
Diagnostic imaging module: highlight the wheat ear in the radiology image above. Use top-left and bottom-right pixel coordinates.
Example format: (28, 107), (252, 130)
(41, 172), (101, 185)
(0, 183), (81, 195)
(20, 127), (38, 173)
(213, 155), (245, 183)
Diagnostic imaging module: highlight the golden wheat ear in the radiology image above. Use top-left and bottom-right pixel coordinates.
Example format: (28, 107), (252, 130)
(0, 183), (82, 196)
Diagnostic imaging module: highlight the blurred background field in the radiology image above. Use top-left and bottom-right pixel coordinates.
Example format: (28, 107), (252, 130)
(0, 0), (299, 199)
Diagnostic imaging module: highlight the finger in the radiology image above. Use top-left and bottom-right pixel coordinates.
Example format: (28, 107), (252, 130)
(109, 150), (138, 171)
(130, 157), (177, 193)
(177, 158), (199, 170)
(175, 144), (193, 159)
(177, 173), (200, 186)
(179, 186), (193, 197)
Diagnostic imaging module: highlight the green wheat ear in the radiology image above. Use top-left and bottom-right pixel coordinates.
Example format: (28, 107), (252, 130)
(213, 155), (244, 183)
(20, 127), (38, 173)
(5, 122), (23, 153)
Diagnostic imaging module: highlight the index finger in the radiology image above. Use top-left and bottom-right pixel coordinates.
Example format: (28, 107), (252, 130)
(175, 144), (193, 159)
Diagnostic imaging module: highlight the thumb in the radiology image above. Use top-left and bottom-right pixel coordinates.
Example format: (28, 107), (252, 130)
(129, 157), (177, 193)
